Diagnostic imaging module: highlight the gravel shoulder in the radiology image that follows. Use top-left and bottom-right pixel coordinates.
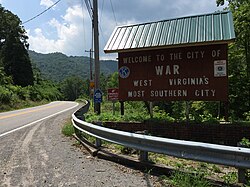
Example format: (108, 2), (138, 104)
(0, 108), (159, 187)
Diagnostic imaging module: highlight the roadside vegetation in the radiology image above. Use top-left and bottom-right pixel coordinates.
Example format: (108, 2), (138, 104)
(61, 119), (75, 137)
(74, 100), (249, 186)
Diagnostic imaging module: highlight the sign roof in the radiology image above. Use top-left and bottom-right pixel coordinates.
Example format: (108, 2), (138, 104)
(104, 11), (235, 53)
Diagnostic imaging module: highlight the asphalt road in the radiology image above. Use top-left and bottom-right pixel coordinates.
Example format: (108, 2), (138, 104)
(0, 101), (158, 187)
(0, 101), (78, 138)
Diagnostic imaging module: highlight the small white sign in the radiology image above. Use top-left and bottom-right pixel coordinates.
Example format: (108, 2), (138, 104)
(214, 60), (227, 77)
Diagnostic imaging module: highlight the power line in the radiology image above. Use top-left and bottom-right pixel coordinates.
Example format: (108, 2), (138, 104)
(109, 0), (117, 26)
(84, 0), (93, 19)
(100, 0), (104, 22)
(22, 0), (62, 25)
(80, 0), (87, 53)
(99, 0), (105, 43)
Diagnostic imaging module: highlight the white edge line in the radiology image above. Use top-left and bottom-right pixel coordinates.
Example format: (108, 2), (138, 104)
(0, 102), (79, 138)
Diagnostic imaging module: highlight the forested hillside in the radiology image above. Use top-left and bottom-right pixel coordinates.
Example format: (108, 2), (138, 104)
(29, 51), (118, 82)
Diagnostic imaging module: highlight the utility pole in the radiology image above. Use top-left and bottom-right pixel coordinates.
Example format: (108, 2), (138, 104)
(93, 0), (101, 114)
(85, 49), (93, 81)
(85, 49), (94, 98)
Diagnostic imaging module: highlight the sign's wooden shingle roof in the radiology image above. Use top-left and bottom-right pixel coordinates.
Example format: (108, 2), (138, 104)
(104, 11), (235, 53)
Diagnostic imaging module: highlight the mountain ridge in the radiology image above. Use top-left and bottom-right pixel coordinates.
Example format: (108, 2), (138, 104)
(29, 50), (118, 82)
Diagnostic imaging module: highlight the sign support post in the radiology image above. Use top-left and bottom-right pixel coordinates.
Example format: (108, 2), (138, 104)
(120, 101), (124, 116)
(149, 102), (153, 118)
(112, 101), (115, 115)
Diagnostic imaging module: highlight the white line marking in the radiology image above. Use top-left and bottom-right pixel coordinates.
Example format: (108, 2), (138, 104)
(0, 102), (79, 138)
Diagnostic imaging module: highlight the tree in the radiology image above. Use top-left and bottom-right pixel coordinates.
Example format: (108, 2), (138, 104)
(107, 72), (118, 88)
(0, 5), (34, 86)
(61, 76), (85, 101)
(0, 5), (29, 50)
(217, 0), (250, 75)
(0, 66), (12, 85)
(217, 0), (250, 119)
(1, 36), (34, 86)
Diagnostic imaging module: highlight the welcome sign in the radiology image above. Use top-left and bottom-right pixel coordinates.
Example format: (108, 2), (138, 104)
(118, 44), (228, 101)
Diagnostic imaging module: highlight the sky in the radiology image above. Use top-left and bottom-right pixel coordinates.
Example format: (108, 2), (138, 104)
(0, 0), (227, 60)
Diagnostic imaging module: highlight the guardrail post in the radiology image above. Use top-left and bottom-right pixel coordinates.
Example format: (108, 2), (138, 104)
(136, 130), (149, 162)
(139, 150), (148, 162)
(95, 122), (102, 148)
(238, 168), (246, 184)
(96, 138), (102, 148)
(237, 143), (247, 184)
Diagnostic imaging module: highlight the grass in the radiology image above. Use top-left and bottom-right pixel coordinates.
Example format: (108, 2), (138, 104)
(221, 172), (237, 185)
(148, 153), (242, 185)
(157, 172), (213, 187)
(170, 171), (212, 187)
(61, 120), (75, 136)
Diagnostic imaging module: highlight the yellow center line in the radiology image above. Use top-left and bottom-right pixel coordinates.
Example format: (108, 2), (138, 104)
(0, 102), (65, 120)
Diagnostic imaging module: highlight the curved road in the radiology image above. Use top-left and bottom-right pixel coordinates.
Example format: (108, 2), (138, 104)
(0, 101), (78, 138)
(0, 101), (158, 187)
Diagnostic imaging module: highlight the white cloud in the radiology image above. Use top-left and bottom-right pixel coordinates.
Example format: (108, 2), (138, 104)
(28, 4), (116, 59)
(28, 5), (92, 56)
(40, 0), (54, 8)
(28, 28), (59, 53)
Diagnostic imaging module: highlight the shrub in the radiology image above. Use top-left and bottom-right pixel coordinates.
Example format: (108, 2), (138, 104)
(0, 86), (12, 104)
(153, 106), (175, 122)
(62, 122), (75, 136)
(243, 111), (250, 121)
(6, 85), (30, 100)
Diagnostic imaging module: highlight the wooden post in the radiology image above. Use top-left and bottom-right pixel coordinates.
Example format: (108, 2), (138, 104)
(185, 101), (190, 122)
(120, 101), (124, 115)
(149, 102), (153, 118)
(217, 101), (221, 119)
(112, 101), (115, 115)
(224, 101), (229, 121)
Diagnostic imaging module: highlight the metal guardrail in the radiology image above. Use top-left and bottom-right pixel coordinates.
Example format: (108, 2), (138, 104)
(72, 101), (250, 183)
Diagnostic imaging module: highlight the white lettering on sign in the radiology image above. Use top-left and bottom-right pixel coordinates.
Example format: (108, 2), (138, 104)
(133, 80), (152, 87)
(170, 53), (182, 60)
(194, 89), (216, 97)
(128, 90), (145, 98)
(212, 50), (221, 57)
(187, 51), (205, 59)
(169, 77), (209, 86)
(123, 56), (152, 64)
(156, 54), (165, 61)
(155, 65), (180, 76)
(150, 90), (188, 97)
